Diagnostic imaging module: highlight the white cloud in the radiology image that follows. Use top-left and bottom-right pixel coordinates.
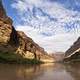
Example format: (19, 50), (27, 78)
(11, 0), (80, 53)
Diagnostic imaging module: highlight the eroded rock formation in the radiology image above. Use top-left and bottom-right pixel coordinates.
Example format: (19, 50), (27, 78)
(64, 37), (80, 62)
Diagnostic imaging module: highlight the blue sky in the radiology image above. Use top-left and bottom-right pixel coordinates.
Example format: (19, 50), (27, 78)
(2, 0), (80, 53)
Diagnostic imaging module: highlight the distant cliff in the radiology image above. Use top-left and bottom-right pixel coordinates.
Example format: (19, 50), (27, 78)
(0, 0), (54, 63)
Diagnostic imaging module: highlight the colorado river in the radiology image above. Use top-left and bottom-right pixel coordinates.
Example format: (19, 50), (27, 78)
(0, 63), (80, 80)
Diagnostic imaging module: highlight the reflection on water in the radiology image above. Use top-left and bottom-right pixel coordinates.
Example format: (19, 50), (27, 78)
(0, 63), (80, 80)
(64, 63), (80, 80)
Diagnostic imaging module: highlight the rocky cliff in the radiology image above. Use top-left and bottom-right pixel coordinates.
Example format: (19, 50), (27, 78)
(0, 1), (54, 63)
(0, 0), (17, 53)
(65, 37), (80, 57)
(64, 37), (80, 62)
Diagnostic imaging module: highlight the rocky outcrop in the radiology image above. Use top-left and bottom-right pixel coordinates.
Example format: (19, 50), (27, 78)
(65, 37), (80, 57)
(0, 1), (17, 53)
(64, 37), (80, 62)
(0, 0), (54, 63)
(16, 31), (54, 62)
(16, 31), (42, 59)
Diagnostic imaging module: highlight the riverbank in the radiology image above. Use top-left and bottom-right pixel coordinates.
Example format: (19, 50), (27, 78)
(0, 51), (42, 64)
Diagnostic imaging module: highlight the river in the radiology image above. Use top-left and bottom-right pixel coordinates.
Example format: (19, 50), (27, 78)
(0, 63), (80, 80)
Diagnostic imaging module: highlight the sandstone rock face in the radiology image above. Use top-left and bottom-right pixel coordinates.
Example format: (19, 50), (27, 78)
(64, 37), (80, 62)
(0, 1), (17, 53)
(65, 37), (80, 57)
(0, 21), (12, 43)
(17, 31), (51, 60)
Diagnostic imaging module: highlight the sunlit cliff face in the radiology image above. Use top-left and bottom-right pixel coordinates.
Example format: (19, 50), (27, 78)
(3, 0), (80, 53)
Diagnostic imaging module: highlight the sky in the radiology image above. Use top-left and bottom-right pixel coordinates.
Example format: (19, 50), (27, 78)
(2, 0), (80, 53)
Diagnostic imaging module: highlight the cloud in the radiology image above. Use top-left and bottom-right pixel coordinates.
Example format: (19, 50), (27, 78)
(11, 0), (80, 53)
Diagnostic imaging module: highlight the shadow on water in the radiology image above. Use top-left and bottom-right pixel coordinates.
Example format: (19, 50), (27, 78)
(0, 63), (79, 80)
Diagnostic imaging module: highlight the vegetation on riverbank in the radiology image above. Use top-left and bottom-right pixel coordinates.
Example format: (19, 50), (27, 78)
(0, 51), (42, 64)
